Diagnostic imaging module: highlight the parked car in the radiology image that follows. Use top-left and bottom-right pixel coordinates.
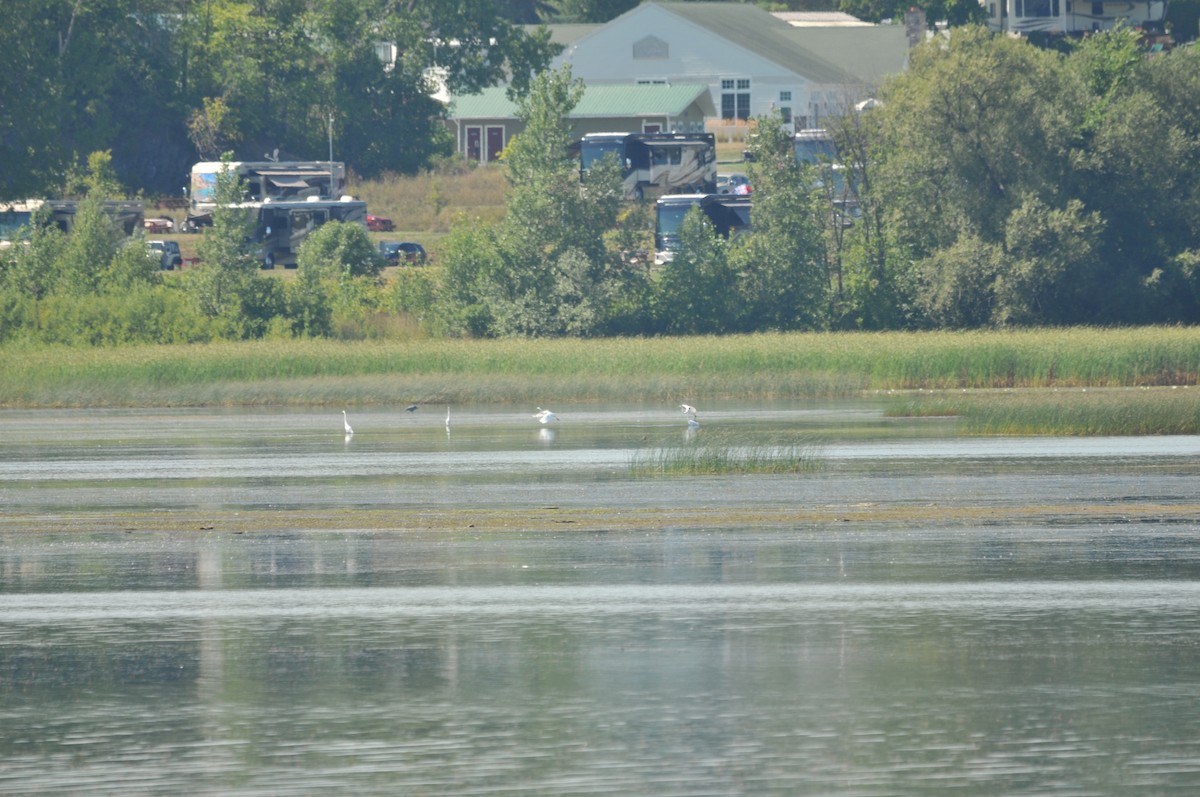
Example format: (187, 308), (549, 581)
(366, 214), (395, 232)
(379, 240), (427, 265)
(716, 173), (751, 195)
(148, 239), (182, 270)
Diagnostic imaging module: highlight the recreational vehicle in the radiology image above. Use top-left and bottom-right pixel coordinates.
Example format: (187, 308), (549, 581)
(580, 132), (717, 201)
(654, 194), (752, 266)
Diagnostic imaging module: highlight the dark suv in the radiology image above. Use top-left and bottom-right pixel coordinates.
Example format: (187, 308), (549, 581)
(379, 241), (427, 265)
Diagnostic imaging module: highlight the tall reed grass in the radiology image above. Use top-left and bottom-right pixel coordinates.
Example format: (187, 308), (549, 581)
(886, 386), (1200, 436)
(350, 163), (508, 234)
(2, 327), (1198, 408)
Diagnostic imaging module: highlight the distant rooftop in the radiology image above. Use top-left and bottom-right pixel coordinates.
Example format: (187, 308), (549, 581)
(772, 11), (874, 27)
(449, 83), (714, 120)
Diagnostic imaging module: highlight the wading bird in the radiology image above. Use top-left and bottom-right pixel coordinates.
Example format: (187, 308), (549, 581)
(680, 403), (697, 416)
(445, 406), (451, 429)
(405, 404), (419, 413)
(342, 410), (353, 435)
(534, 407), (559, 424)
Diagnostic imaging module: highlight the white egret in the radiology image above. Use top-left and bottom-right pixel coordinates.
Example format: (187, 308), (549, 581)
(534, 407), (559, 424)
(342, 410), (354, 435)
(680, 403), (697, 416)
(445, 406), (451, 429)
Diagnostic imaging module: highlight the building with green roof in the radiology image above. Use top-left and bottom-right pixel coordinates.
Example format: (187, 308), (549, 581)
(448, 83), (714, 163)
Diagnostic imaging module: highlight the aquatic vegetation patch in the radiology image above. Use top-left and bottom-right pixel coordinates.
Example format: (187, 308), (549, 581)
(629, 429), (824, 476)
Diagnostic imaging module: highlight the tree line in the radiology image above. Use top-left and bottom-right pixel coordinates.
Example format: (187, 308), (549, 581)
(0, 0), (563, 200)
(435, 27), (1200, 335)
(2, 24), (1199, 343)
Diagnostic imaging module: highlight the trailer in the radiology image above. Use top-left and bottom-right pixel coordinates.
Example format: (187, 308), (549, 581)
(654, 193), (751, 265)
(580, 132), (717, 201)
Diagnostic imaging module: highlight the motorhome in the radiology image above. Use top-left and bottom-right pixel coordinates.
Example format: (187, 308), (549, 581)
(188, 160), (346, 213)
(0, 199), (144, 244)
(579, 132), (717, 201)
(654, 194), (752, 266)
(254, 196), (368, 269)
(185, 160), (365, 268)
(982, 0), (1167, 35)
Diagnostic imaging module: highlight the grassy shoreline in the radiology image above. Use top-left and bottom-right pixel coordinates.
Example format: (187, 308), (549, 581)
(2, 329), (1199, 434)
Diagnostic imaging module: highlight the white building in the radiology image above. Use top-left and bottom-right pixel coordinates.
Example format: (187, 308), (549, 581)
(549, 2), (908, 130)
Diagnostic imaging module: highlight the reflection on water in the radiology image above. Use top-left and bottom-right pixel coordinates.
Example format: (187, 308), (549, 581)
(2, 405), (1200, 795)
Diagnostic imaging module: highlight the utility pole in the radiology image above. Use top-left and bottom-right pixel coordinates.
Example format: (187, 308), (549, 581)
(328, 113), (335, 197)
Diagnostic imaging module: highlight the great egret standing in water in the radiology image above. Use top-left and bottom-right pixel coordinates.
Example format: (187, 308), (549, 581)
(445, 406), (451, 429)
(534, 407), (559, 424)
(342, 410), (354, 435)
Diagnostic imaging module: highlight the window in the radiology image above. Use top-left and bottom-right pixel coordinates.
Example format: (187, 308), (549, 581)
(1018, 0), (1057, 16)
(779, 91), (792, 102)
(780, 107), (792, 124)
(720, 77), (751, 121)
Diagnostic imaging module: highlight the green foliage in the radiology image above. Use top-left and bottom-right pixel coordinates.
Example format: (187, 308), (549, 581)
(995, 197), (1103, 325)
(914, 232), (1005, 328)
(188, 154), (282, 336)
(62, 151), (125, 200)
(874, 26), (1200, 327)
(655, 209), (741, 334)
(56, 197), (125, 296)
(297, 221), (380, 281)
(439, 67), (623, 336)
(737, 114), (830, 330)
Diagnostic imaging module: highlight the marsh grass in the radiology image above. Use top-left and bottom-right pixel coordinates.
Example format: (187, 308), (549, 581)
(3, 327), (1199, 409)
(886, 387), (1200, 435)
(630, 428), (823, 476)
(350, 164), (507, 234)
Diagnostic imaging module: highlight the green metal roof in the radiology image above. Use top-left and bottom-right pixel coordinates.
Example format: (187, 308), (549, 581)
(649, 2), (858, 86)
(449, 83), (712, 121)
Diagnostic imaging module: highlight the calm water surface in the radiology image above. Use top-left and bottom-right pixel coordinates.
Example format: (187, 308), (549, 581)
(2, 404), (1199, 795)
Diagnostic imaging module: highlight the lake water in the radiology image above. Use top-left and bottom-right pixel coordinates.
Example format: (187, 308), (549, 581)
(2, 403), (1200, 795)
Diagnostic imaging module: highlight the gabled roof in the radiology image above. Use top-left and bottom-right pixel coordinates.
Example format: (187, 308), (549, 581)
(647, 2), (859, 86)
(527, 23), (601, 48)
(782, 26), (908, 86)
(449, 83), (713, 121)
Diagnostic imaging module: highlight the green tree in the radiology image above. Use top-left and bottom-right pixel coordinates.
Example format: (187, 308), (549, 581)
(654, 208), (740, 334)
(189, 153), (280, 335)
(737, 113), (830, 330)
(1, 207), (67, 302)
(440, 66), (622, 336)
(56, 197), (125, 296)
(0, 1), (192, 200)
(552, 0), (641, 23)
(289, 220), (381, 337)
(182, 0), (559, 178)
